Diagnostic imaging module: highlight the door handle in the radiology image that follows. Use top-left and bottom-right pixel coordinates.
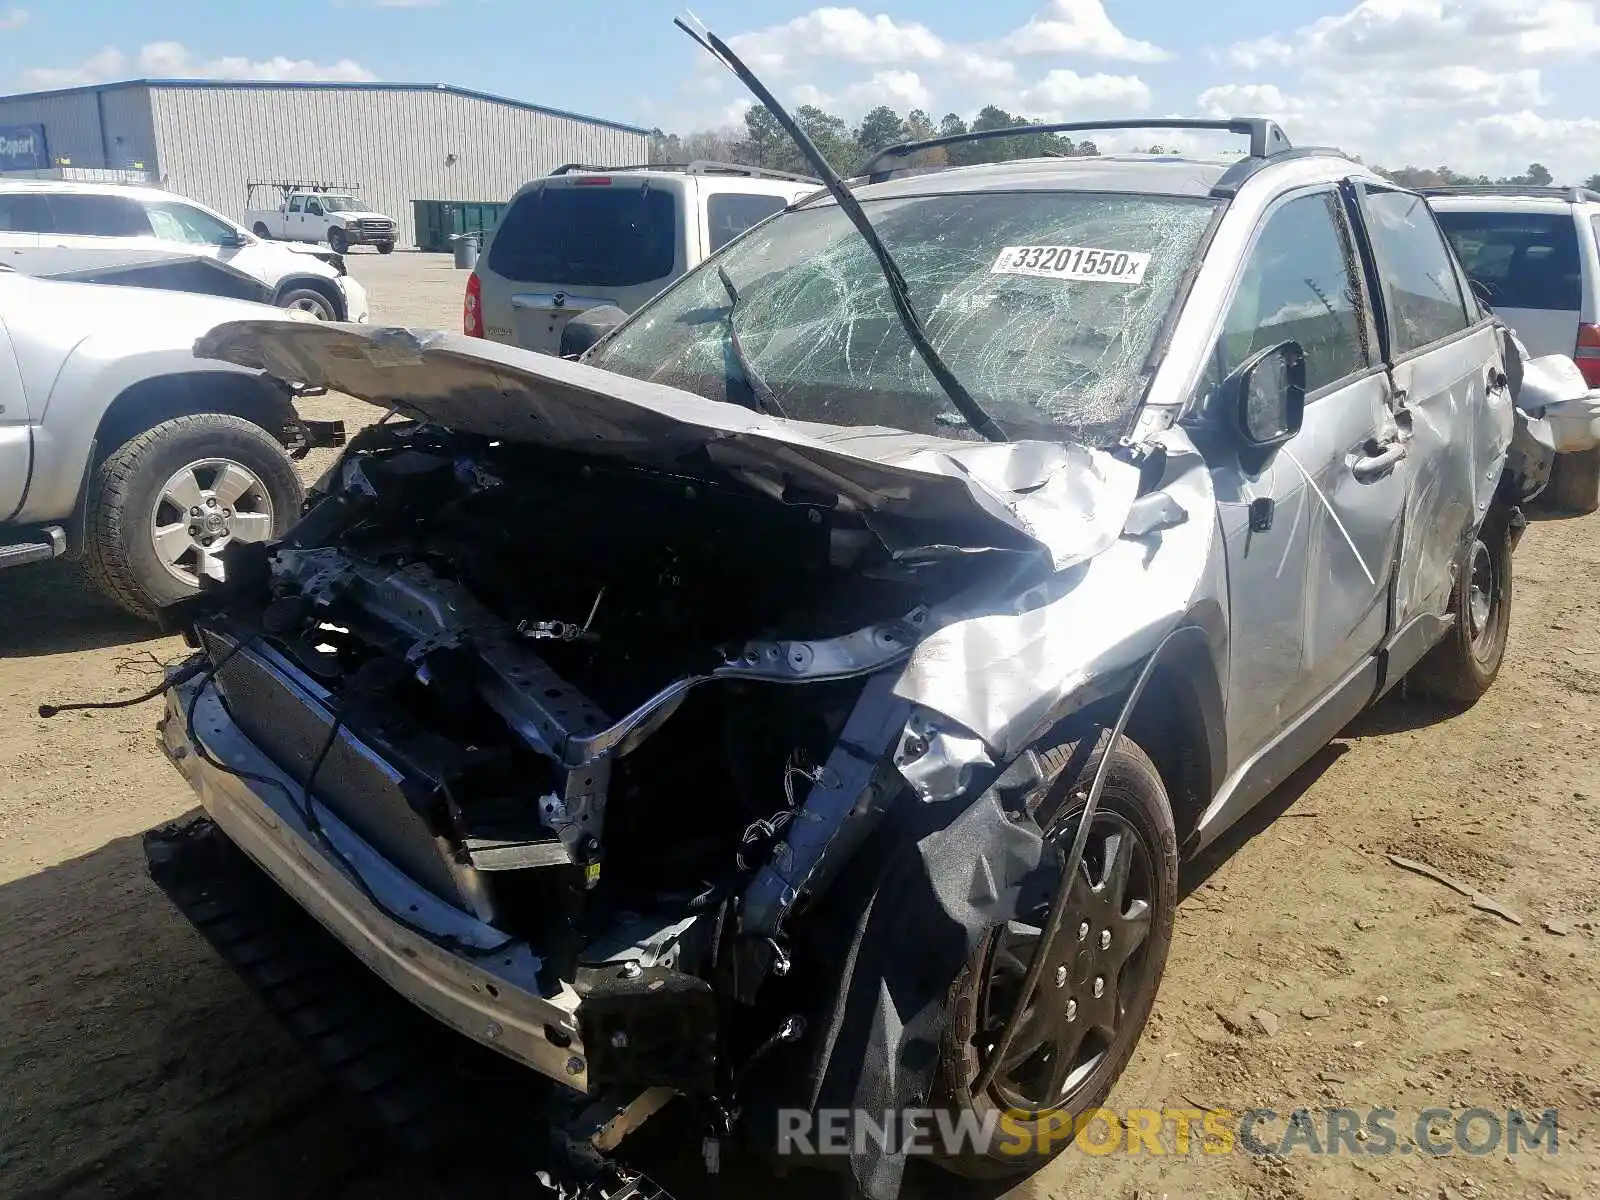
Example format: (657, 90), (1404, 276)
(1351, 440), (1408, 482)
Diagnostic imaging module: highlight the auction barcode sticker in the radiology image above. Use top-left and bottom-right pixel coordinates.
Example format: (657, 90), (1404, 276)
(991, 245), (1151, 284)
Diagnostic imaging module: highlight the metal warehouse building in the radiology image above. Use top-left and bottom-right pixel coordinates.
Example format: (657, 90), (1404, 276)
(0, 79), (650, 249)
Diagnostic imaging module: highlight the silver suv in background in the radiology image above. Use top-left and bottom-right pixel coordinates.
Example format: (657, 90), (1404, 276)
(465, 160), (817, 354)
(1429, 185), (1600, 511)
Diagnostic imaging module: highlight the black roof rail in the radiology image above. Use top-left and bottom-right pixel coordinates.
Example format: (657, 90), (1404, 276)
(1419, 184), (1600, 204)
(1208, 145), (1356, 198)
(857, 118), (1292, 182)
(548, 159), (819, 183)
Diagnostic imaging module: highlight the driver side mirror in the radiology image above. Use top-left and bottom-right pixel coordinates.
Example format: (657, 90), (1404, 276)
(1228, 340), (1305, 451)
(218, 231), (248, 247)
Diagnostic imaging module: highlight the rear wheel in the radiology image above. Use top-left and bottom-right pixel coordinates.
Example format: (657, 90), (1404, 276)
(83, 413), (304, 620)
(252, 222), (271, 239)
(1543, 447), (1600, 515)
(1409, 505), (1513, 705)
(932, 731), (1178, 1178)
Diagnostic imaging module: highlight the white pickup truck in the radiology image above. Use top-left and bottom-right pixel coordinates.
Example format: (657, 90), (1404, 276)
(245, 182), (397, 255)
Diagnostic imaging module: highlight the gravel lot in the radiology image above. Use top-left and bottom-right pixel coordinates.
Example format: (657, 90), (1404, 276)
(1, 249), (1597, 1200)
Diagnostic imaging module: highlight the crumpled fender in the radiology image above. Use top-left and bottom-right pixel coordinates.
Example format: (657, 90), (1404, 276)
(893, 428), (1225, 769)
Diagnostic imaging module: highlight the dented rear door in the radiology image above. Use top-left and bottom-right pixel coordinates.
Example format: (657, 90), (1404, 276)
(1354, 184), (1511, 643)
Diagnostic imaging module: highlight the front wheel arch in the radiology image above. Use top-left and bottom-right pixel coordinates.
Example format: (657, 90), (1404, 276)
(71, 371), (295, 556)
(273, 275), (344, 320)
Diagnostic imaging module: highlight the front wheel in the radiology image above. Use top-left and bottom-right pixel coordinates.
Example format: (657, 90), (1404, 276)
(376, 241), (395, 255)
(82, 414), (304, 620)
(279, 287), (336, 321)
(1409, 505), (1513, 705)
(327, 227), (348, 254)
(932, 731), (1178, 1179)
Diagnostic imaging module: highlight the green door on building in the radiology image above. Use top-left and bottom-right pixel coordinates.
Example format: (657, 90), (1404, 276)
(413, 200), (508, 253)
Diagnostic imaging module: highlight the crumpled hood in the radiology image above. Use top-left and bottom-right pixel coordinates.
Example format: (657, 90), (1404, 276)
(193, 322), (1142, 568)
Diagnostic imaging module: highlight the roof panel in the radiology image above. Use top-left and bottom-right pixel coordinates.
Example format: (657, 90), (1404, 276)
(0, 78), (650, 136)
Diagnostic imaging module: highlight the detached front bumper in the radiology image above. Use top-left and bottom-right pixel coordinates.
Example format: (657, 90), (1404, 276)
(156, 670), (590, 1090)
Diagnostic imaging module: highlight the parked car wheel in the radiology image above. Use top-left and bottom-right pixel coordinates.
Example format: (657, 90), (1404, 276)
(932, 730), (1178, 1178)
(328, 228), (348, 255)
(82, 413), (304, 620)
(377, 241), (395, 255)
(1542, 446), (1600, 515)
(279, 287), (336, 321)
(252, 222), (272, 239)
(1409, 504), (1513, 705)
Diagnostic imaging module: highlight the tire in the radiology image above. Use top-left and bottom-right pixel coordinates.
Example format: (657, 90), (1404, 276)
(278, 286), (337, 321)
(1543, 447), (1600, 515)
(931, 730), (1178, 1180)
(377, 241), (395, 255)
(252, 222), (272, 239)
(1408, 504), (1513, 705)
(327, 227), (348, 255)
(82, 414), (304, 620)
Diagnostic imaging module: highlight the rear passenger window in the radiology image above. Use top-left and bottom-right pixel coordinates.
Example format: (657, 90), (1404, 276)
(1363, 190), (1472, 354)
(1433, 210), (1581, 312)
(1209, 191), (1370, 395)
(0, 193), (51, 232)
(707, 193), (787, 252)
(46, 194), (151, 237)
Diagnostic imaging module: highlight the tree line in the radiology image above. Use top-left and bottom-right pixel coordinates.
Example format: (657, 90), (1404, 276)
(649, 104), (1101, 176)
(651, 103), (1600, 192)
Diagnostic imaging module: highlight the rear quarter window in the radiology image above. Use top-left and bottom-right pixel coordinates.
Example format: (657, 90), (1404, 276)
(487, 185), (677, 287)
(707, 192), (788, 252)
(1434, 209), (1581, 311)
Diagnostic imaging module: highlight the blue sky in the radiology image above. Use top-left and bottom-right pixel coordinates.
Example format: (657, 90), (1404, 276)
(4, 1), (1600, 180)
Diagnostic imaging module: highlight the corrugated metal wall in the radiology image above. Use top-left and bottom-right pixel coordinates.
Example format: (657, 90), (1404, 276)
(0, 85), (159, 170)
(149, 85), (647, 248)
(98, 85), (159, 170)
(0, 90), (106, 167)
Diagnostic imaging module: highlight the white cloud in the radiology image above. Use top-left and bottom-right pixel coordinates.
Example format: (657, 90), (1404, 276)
(22, 41), (377, 89)
(1196, 83), (1305, 122)
(1013, 69), (1153, 119)
(1229, 0), (1600, 70)
(841, 70), (933, 113)
(1001, 0), (1171, 63)
(1200, 0), (1600, 180)
(0, 7), (27, 30)
(729, 8), (944, 73)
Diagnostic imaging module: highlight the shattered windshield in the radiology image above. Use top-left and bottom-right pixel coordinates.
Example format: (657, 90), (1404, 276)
(589, 190), (1218, 446)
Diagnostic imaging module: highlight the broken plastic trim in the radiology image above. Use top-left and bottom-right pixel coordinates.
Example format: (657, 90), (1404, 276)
(969, 625), (1180, 1098)
(672, 14), (1009, 445)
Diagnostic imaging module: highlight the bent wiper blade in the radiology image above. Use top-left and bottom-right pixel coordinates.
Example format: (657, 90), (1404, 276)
(674, 16), (1008, 444)
(715, 264), (787, 418)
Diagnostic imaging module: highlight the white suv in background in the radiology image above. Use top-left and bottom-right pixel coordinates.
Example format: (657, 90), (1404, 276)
(466, 160), (817, 354)
(1430, 185), (1600, 511)
(0, 180), (369, 323)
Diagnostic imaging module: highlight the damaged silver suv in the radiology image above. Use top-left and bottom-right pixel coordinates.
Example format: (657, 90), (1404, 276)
(141, 108), (1533, 1199)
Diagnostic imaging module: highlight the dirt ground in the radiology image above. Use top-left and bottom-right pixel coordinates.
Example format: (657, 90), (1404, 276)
(2, 251), (1597, 1200)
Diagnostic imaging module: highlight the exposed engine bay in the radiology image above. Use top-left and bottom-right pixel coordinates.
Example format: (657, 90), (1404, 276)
(189, 417), (1007, 1059)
